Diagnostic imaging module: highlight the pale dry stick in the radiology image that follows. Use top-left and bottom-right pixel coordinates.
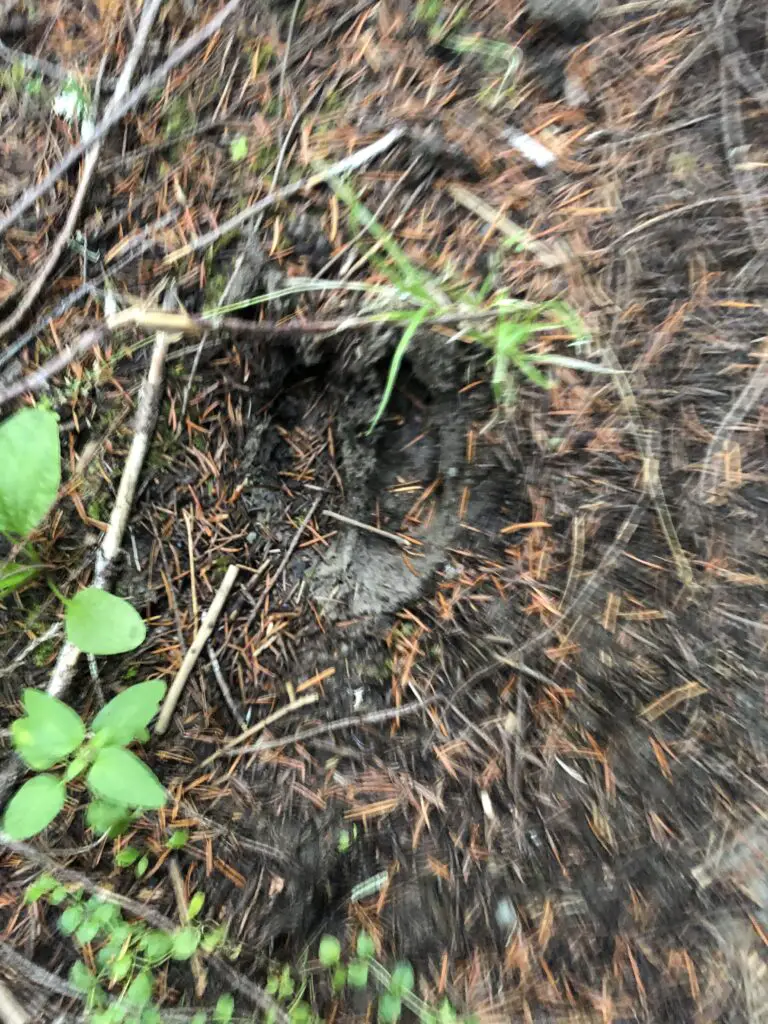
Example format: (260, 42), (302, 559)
(155, 564), (241, 735)
(696, 349), (768, 503)
(0, 0), (244, 238)
(200, 693), (318, 766)
(167, 858), (207, 998)
(47, 294), (179, 699)
(0, 0), (166, 340)
(0, 982), (27, 1024)
(322, 508), (413, 548)
(162, 127), (406, 264)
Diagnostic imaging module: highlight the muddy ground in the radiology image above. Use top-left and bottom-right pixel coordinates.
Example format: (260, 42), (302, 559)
(1, 0), (767, 1021)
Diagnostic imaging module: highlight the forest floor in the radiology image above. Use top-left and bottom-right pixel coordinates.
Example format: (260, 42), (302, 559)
(0, 0), (767, 1022)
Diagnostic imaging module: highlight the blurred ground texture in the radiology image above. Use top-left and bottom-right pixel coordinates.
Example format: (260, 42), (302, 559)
(0, 0), (767, 1021)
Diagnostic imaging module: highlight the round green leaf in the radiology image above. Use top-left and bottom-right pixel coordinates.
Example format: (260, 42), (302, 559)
(2, 774), (66, 839)
(24, 874), (58, 903)
(378, 993), (402, 1023)
(332, 966), (347, 992)
(125, 972), (153, 1008)
(289, 1004), (311, 1024)
(213, 993), (235, 1024)
(170, 926), (200, 960)
(141, 1011), (163, 1024)
(69, 960), (96, 994)
(318, 934), (341, 967)
(58, 904), (84, 935)
(87, 747), (166, 809)
(356, 931), (375, 959)
(200, 924), (227, 952)
(347, 959), (369, 989)
(0, 407), (61, 538)
(12, 689), (85, 770)
(65, 588), (146, 655)
(75, 917), (101, 944)
(91, 680), (167, 746)
(110, 952), (133, 983)
(389, 962), (415, 996)
(115, 846), (141, 868)
(138, 930), (173, 964)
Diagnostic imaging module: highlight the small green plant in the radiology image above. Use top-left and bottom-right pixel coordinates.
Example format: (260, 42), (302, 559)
(25, 876), (231, 1023)
(2, 681), (167, 840)
(0, 406), (146, 652)
(229, 135), (249, 163)
(264, 964), (315, 1024)
(53, 76), (94, 138)
(327, 177), (611, 432)
(115, 828), (190, 880)
(318, 932), (478, 1024)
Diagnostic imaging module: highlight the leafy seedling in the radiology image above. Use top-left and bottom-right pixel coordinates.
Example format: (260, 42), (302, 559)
(2, 682), (167, 840)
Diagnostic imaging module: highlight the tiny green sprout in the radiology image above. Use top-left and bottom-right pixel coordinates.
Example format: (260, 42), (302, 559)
(378, 991), (402, 1023)
(167, 828), (189, 850)
(347, 959), (369, 989)
(319, 935), (341, 967)
(337, 828), (352, 853)
(356, 931), (376, 959)
(230, 135), (249, 162)
(213, 993), (235, 1023)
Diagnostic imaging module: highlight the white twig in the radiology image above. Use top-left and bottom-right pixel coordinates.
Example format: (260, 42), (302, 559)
(47, 292), (177, 698)
(155, 564), (241, 735)
(162, 127), (406, 264)
(0, 982), (28, 1024)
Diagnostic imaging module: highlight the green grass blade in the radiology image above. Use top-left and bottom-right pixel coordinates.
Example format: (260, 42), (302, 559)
(368, 309), (430, 434)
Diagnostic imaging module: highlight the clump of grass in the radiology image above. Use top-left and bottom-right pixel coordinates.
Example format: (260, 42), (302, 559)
(327, 175), (612, 432)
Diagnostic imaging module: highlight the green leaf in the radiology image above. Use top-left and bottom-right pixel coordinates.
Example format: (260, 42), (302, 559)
(92, 680), (167, 746)
(49, 884), (70, 906)
(58, 904), (84, 935)
(88, 900), (122, 928)
(277, 965), (294, 1000)
(347, 959), (369, 989)
(135, 855), (149, 878)
(368, 308), (430, 434)
(171, 926), (200, 960)
(318, 934), (341, 967)
(138, 930), (173, 964)
(12, 689), (85, 770)
(289, 1004), (311, 1024)
(0, 407), (60, 538)
(125, 972), (153, 1008)
(214, 993), (235, 1023)
(332, 966), (347, 992)
(64, 753), (91, 782)
(141, 1011), (163, 1024)
(200, 924), (227, 952)
(65, 588), (146, 655)
(2, 773), (65, 839)
(24, 873), (58, 903)
(437, 999), (458, 1023)
(75, 916), (101, 944)
(87, 747), (166, 809)
(0, 561), (39, 596)
(110, 951), (133, 983)
(189, 1015), (207, 1024)
(115, 846), (142, 868)
(187, 891), (205, 920)
(86, 799), (133, 836)
(229, 135), (248, 162)
(166, 828), (189, 850)
(389, 962), (415, 996)
(356, 932), (375, 959)
(378, 992), (402, 1023)
(337, 828), (351, 852)
(69, 959), (96, 993)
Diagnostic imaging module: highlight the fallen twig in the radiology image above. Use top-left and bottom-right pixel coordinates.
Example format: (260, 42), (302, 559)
(162, 127), (407, 264)
(0, 981), (28, 1024)
(0, 0), (165, 339)
(0, 0), (244, 238)
(155, 563), (241, 735)
(322, 508), (413, 548)
(200, 693), (319, 766)
(46, 291), (178, 699)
